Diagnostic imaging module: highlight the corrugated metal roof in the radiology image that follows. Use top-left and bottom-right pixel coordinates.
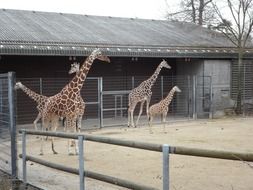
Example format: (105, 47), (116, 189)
(0, 8), (253, 57)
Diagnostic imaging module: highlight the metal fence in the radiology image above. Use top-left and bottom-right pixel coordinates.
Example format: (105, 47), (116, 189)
(0, 72), (17, 177)
(19, 129), (253, 190)
(16, 75), (207, 129)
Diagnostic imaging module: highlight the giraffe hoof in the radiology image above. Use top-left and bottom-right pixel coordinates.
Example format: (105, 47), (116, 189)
(53, 151), (58, 154)
(39, 153), (44, 156)
(68, 152), (75, 156)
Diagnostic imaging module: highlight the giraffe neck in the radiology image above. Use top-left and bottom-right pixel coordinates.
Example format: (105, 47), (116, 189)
(146, 64), (163, 86)
(164, 89), (177, 106)
(19, 85), (47, 104)
(65, 55), (94, 94)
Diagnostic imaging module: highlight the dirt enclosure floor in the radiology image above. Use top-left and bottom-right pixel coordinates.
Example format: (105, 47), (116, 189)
(17, 117), (253, 190)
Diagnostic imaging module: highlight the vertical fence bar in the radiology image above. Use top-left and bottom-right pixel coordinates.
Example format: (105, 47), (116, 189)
(96, 78), (101, 128)
(131, 76), (135, 89)
(22, 131), (27, 184)
(192, 75), (197, 119)
(162, 144), (169, 190)
(187, 75), (191, 119)
(209, 77), (213, 119)
(39, 78), (43, 94)
(98, 77), (103, 128)
(78, 135), (84, 190)
(161, 76), (164, 99)
(8, 72), (17, 178)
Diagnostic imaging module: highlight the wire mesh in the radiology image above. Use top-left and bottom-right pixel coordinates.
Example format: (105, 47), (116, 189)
(0, 73), (12, 174)
(101, 75), (193, 127)
(16, 77), (100, 128)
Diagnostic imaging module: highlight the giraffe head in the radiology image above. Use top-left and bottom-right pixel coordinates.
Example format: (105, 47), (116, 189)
(160, 59), (171, 69)
(68, 62), (80, 74)
(91, 49), (110, 63)
(173, 86), (182, 93)
(14, 82), (23, 90)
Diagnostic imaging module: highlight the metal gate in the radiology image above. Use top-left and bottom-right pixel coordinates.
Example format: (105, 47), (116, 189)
(195, 76), (212, 119)
(0, 72), (17, 177)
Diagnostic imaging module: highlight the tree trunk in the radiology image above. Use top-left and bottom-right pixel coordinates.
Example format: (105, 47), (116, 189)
(198, 0), (204, 25)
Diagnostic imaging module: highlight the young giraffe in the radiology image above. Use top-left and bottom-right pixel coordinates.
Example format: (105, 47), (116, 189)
(148, 86), (181, 133)
(41, 49), (110, 155)
(128, 60), (171, 128)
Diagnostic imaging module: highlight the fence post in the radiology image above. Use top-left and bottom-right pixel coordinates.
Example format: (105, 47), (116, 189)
(187, 75), (191, 119)
(131, 76), (135, 89)
(192, 75), (197, 119)
(78, 135), (85, 190)
(161, 76), (164, 99)
(209, 77), (213, 119)
(98, 77), (103, 128)
(22, 131), (27, 184)
(8, 72), (17, 178)
(162, 144), (170, 190)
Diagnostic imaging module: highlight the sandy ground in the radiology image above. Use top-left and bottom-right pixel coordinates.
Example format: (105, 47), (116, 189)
(16, 117), (253, 190)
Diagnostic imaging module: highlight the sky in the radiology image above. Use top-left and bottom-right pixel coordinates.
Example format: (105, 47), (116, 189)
(0, 0), (178, 20)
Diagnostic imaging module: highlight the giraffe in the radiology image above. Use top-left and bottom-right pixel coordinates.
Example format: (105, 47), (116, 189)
(41, 49), (110, 155)
(14, 82), (49, 131)
(128, 60), (171, 128)
(15, 62), (84, 132)
(148, 86), (181, 133)
(14, 82), (60, 154)
(68, 62), (85, 133)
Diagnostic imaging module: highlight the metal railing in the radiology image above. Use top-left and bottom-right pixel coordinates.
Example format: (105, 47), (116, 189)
(19, 129), (253, 190)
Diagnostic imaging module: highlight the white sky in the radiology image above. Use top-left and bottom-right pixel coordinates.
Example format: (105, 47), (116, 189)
(0, 0), (179, 20)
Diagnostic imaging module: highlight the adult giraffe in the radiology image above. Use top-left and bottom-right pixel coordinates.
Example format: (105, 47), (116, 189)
(41, 49), (110, 155)
(128, 60), (171, 128)
(15, 62), (84, 132)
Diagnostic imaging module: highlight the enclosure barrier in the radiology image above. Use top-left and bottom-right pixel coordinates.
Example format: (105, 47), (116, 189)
(19, 129), (253, 190)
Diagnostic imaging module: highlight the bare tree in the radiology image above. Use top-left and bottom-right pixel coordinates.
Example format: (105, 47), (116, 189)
(212, 0), (253, 114)
(165, 0), (215, 26)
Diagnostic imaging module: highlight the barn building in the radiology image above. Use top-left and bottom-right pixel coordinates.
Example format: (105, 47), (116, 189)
(0, 9), (252, 127)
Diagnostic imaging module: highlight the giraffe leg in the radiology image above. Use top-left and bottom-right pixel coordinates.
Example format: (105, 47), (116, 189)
(33, 113), (41, 138)
(77, 115), (82, 132)
(40, 118), (49, 155)
(71, 117), (79, 155)
(127, 108), (131, 127)
(65, 118), (73, 155)
(33, 113), (41, 131)
(128, 103), (137, 128)
(146, 98), (151, 121)
(135, 101), (145, 127)
(50, 116), (59, 154)
(74, 119), (79, 155)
